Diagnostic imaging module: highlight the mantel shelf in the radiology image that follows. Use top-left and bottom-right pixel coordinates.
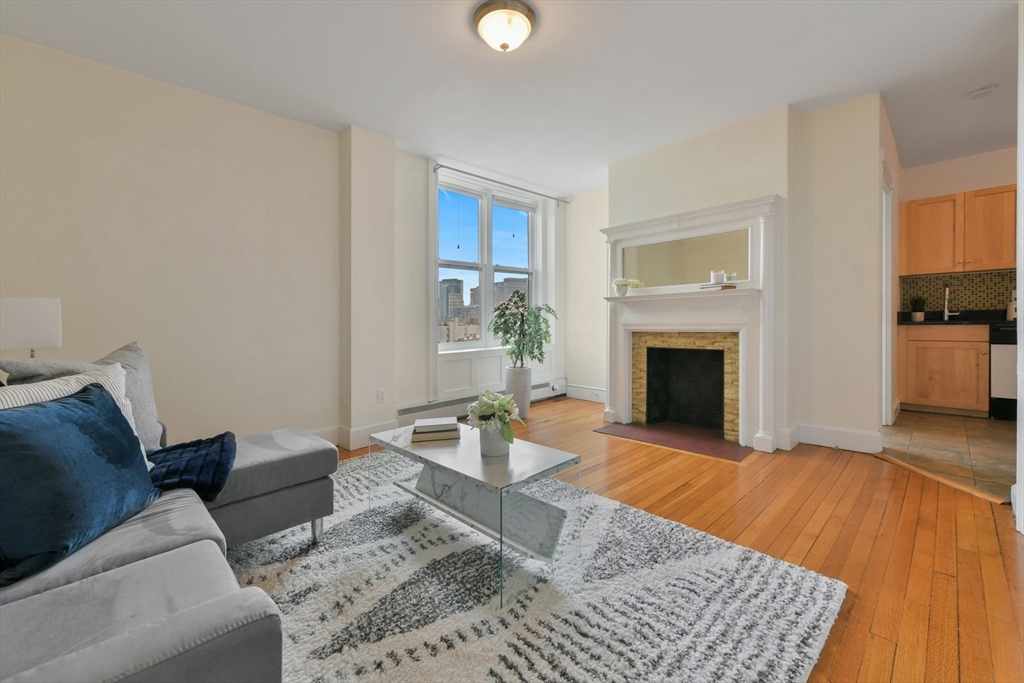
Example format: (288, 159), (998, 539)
(604, 288), (761, 303)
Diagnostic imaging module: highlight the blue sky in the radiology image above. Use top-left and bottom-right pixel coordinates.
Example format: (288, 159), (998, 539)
(438, 189), (528, 306)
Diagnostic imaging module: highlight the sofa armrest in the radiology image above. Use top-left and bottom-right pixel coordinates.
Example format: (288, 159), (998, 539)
(3, 588), (282, 683)
(159, 421), (168, 448)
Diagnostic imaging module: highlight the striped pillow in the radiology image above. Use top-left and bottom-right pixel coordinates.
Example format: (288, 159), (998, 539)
(0, 364), (150, 468)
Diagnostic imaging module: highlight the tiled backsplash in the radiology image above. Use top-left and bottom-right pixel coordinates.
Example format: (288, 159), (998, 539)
(900, 269), (1016, 311)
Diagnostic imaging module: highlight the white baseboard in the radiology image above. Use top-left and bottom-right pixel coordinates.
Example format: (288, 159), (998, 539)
(796, 423), (882, 455)
(339, 418), (400, 451)
(1011, 483), (1022, 533)
(752, 432), (775, 453)
(775, 424), (799, 451)
(308, 425), (341, 446)
(567, 384), (607, 404)
(602, 408), (616, 423)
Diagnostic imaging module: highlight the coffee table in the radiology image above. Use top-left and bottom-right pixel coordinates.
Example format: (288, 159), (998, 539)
(366, 424), (581, 606)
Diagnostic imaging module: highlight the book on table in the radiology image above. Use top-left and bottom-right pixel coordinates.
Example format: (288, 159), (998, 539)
(413, 417), (459, 433)
(411, 429), (461, 443)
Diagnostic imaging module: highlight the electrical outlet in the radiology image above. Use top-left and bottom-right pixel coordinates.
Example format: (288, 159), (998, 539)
(377, 388), (387, 404)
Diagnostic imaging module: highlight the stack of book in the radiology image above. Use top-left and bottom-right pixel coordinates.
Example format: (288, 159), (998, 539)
(411, 417), (461, 442)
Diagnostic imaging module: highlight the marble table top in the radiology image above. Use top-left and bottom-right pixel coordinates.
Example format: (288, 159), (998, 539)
(369, 424), (580, 494)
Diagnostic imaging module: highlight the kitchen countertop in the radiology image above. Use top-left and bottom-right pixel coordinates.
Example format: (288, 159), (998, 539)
(897, 310), (1015, 326)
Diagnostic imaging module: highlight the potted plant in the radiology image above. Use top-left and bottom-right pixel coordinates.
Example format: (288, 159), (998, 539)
(467, 390), (523, 457)
(911, 296), (926, 322)
(488, 289), (556, 418)
(612, 278), (629, 296)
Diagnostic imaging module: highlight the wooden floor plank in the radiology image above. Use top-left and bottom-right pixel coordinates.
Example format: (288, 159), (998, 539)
(925, 570), (959, 683)
(356, 398), (1024, 683)
(891, 599), (929, 683)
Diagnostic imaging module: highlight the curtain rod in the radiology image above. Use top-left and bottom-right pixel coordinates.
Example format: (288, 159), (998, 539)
(434, 163), (570, 204)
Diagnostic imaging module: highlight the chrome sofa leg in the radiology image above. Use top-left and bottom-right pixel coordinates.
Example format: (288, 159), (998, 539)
(311, 518), (324, 544)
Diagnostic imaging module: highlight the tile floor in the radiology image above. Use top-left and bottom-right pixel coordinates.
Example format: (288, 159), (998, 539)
(881, 411), (1016, 501)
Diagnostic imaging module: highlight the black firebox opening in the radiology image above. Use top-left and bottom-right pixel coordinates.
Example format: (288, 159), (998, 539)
(646, 347), (725, 431)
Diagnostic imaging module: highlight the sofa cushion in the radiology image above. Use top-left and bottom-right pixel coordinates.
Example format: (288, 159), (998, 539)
(0, 489), (224, 606)
(0, 540), (238, 681)
(0, 341), (162, 452)
(0, 384), (161, 586)
(149, 432), (237, 502)
(0, 363), (147, 462)
(207, 428), (337, 509)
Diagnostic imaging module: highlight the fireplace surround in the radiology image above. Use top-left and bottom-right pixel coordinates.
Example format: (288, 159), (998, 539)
(634, 332), (739, 442)
(602, 196), (784, 452)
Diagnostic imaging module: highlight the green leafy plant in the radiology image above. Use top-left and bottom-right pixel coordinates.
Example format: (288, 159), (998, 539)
(911, 297), (927, 312)
(467, 390), (523, 444)
(487, 289), (557, 368)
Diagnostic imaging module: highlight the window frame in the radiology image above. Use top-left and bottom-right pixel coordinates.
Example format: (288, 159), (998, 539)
(432, 174), (540, 354)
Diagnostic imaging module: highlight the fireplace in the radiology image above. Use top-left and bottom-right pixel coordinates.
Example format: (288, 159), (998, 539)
(646, 347), (725, 431)
(632, 331), (740, 442)
(603, 195), (784, 452)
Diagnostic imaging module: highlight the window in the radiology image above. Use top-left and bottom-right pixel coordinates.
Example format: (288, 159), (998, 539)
(436, 183), (536, 349)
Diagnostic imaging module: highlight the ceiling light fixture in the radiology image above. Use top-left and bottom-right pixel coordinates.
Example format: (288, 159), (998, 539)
(474, 0), (536, 53)
(966, 84), (998, 100)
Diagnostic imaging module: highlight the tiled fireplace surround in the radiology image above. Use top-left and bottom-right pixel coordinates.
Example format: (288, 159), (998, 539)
(602, 196), (784, 453)
(632, 331), (741, 442)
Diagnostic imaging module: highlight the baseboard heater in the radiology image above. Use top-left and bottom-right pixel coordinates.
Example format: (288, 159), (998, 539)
(397, 380), (564, 424)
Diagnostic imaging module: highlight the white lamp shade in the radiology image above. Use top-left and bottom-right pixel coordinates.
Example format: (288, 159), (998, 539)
(0, 298), (62, 351)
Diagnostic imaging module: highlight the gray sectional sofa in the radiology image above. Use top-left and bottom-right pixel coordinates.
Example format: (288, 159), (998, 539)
(0, 429), (338, 683)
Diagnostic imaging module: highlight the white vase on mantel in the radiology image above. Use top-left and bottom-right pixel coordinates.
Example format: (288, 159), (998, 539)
(613, 284), (628, 297)
(479, 428), (510, 457)
(505, 366), (532, 419)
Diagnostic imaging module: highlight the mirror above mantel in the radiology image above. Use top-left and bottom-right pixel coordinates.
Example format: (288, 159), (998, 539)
(622, 228), (750, 287)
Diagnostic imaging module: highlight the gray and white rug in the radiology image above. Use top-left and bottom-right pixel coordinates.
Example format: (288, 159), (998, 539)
(228, 452), (846, 683)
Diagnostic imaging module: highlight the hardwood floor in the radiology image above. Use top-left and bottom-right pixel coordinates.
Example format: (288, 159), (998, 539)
(342, 397), (1024, 682)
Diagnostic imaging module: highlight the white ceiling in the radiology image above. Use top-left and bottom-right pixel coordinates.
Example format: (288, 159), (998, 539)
(0, 0), (1017, 196)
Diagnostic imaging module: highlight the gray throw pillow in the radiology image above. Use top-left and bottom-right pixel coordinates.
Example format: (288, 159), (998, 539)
(0, 341), (162, 452)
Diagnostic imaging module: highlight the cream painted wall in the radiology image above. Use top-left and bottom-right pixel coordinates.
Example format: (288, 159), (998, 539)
(340, 126), (396, 448)
(394, 152), (431, 408)
(608, 107), (791, 227)
(0, 35), (343, 442)
(562, 186), (609, 398)
(902, 147), (1016, 201)
(792, 94), (883, 438)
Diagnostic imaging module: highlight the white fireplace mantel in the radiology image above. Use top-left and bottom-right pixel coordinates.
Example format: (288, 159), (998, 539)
(602, 196), (782, 453)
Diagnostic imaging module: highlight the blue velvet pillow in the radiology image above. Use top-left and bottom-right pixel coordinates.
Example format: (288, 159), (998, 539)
(0, 383), (160, 585)
(148, 432), (236, 502)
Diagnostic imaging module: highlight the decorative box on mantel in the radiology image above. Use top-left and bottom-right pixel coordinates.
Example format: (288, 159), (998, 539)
(601, 196), (785, 453)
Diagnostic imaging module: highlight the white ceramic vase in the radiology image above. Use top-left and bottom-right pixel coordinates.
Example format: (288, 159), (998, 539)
(613, 284), (628, 297)
(479, 428), (510, 457)
(505, 366), (532, 419)
(911, 311), (925, 322)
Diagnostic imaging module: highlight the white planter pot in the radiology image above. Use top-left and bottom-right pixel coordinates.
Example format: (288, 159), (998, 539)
(613, 284), (628, 297)
(911, 311), (925, 322)
(479, 428), (510, 457)
(505, 366), (532, 419)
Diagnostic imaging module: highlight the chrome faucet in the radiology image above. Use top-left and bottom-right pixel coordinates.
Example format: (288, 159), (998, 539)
(943, 286), (959, 321)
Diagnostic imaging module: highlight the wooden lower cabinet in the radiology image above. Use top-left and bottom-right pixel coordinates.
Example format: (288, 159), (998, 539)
(899, 325), (989, 412)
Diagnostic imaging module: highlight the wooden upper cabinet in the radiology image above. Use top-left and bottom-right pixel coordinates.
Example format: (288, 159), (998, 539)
(904, 193), (964, 275)
(964, 184), (1016, 271)
(900, 184), (1016, 276)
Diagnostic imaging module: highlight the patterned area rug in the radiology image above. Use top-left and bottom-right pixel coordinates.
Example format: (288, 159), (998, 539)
(228, 452), (846, 683)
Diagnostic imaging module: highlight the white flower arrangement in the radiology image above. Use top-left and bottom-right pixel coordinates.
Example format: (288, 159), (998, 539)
(467, 390), (523, 444)
(628, 279), (645, 288)
(612, 278), (645, 288)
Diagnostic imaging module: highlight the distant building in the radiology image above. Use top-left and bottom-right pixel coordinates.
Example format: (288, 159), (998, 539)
(494, 277), (529, 305)
(439, 278), (463, 324)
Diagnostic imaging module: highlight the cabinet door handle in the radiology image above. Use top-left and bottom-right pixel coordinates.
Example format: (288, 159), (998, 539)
(982, 351), (988, 355)
(966, 259), (972, 264)
(957, 259), (963, 264)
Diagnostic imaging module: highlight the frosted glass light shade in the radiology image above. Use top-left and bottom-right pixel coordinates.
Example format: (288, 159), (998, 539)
(474, 0), (535, 52)
(0, 297), (62, 351)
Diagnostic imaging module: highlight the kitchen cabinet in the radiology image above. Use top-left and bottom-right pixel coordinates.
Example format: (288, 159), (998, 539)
(900, 325), (989, 413)
(964, 184), (1016, 271)
(899, 184), (1016, 276)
